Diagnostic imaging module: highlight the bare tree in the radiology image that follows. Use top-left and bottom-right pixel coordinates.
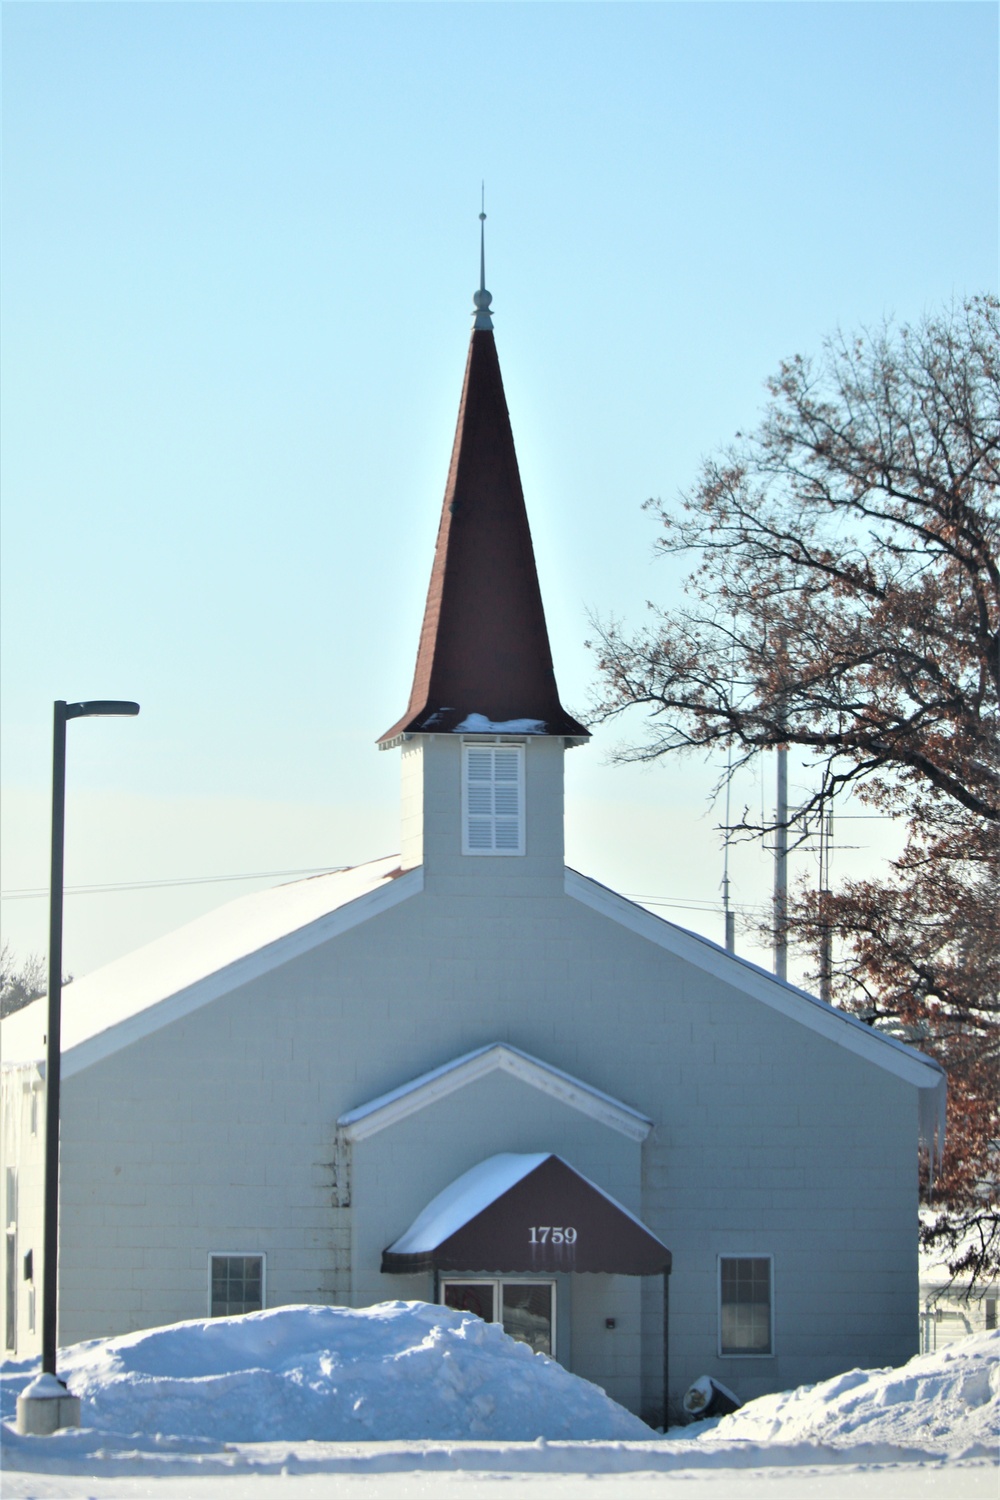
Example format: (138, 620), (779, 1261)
(0, 943), (46, 1019)
(591, 295), (999, 1281)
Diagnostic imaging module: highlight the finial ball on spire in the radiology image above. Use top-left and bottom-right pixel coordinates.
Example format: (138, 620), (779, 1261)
(473, 195), (494, 328)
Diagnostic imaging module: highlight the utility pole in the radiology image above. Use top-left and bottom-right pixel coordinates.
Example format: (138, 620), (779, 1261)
(818, 805), (833, 1004)
(773, 744), (788, 982)
(722, 735), (736, 955)
(722, 869), (736, 954)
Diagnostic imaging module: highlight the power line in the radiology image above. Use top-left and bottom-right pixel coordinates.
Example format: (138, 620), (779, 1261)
(1, 867), (768, 923)
(0, 866), (347, 901)
(625, 893), (764, 917)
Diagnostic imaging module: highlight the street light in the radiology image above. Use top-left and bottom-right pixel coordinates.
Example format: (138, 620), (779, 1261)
(18, 699), (139, 1435)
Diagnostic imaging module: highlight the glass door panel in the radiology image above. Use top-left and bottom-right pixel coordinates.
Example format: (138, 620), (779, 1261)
(442, 1281), (496, 1322)
(501, 1282), (553, 1355)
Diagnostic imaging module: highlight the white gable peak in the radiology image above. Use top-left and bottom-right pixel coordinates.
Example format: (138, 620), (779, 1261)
(338, 1042), (653, 1144)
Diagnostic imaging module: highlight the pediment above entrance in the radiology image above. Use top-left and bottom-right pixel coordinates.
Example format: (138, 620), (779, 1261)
(338, 1043), (652, 1144)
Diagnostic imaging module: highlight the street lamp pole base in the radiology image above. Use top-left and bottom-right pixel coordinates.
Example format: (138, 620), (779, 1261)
(16, 1374), (81, 1434)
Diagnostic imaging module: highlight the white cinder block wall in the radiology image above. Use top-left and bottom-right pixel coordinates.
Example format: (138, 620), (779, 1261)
(48, 847), (920, 1418)
(348, 1067), (645, 1413)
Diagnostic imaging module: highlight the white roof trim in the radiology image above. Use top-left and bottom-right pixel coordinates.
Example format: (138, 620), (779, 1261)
(63, 866), (424, 1079)
(338, 1042), (653, 1143)
(565, 868), (947, 1109)
(2, 860), (423, 1079)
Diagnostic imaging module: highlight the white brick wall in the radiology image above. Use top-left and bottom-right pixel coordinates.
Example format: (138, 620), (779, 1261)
(21, 734), (922, 1418)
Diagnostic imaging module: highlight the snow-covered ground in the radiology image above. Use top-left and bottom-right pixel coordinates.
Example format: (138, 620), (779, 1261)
(2, 1303), (996, 1498)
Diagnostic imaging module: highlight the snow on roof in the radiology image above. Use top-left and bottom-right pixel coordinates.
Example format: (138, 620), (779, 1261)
(338, 1042), (653, 1143)
(386, 1152), (669, 1260)
(387, 1153), (549, 1255)
(453, 714), (547, 734)
(0, 857), (422, 1077)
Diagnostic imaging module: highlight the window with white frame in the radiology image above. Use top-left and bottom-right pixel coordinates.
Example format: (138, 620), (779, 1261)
(462, 744), (524, 855)
(209, 1254), (265, 1318)
(719, 1256), (773, 1356)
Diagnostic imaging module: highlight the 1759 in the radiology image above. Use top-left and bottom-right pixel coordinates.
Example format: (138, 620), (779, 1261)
(528, 1226), (577, 1244)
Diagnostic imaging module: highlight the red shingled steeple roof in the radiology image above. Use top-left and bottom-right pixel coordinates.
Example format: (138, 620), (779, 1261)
(378, 326), (589, 746)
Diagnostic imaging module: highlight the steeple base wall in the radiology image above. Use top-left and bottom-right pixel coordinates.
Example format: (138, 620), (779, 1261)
(400, 733), (566, 888)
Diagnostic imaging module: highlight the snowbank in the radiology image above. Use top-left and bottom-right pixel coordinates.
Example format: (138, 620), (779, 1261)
(692, 1327), (999, 1454)
(1, 1302), (652, 1443)
(1, 1309), (996, 1489)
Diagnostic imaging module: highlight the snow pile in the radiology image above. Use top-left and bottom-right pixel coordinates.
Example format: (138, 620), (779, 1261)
(695, 1328), (999, 1454)
(3, 1302), (652, 1443)
(2, 1313), (996, 1487)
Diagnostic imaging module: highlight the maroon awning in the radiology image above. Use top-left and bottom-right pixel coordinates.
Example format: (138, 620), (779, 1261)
(382, 1153), (671, 1277)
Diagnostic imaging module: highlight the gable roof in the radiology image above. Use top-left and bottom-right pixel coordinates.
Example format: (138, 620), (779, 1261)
(566, 866), (947, 1171)
(378, 327), (588, 746)
(338, 1041), (653, 1143)
(0, 857), (422, 1078)
(1, 845), (945, 1172)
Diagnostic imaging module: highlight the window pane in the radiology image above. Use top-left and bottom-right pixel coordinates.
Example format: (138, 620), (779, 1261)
(720, 1257), (771, 1354)
(502, 1283), (552, 1355)
(211, 1255), (263, 1318)
(443, 1282), (495, 1322)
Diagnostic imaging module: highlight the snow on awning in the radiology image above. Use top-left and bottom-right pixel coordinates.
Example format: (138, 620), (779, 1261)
(381, 1153), (671, 1277)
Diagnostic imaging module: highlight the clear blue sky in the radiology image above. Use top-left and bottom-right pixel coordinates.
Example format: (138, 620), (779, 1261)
(2, 1), (996, 979)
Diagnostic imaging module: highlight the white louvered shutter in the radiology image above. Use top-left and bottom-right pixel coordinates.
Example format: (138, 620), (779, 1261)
(463, 745), (524, 854)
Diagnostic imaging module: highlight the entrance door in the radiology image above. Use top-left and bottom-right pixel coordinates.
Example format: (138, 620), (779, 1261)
(440, 1279), (555, 1355)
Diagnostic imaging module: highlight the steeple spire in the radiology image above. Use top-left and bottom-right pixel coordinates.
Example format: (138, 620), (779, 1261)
(473, 186), (493, 331)
(378, 216), (588, 748)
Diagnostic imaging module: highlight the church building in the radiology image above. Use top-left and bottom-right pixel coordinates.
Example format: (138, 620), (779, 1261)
(1, 246), (945, 1425)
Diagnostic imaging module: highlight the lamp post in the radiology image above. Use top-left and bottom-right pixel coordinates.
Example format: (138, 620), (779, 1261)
(17, 700), (139, 1436)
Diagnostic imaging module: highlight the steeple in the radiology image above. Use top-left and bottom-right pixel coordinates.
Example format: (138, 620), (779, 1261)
(379, 221), (588, 748)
